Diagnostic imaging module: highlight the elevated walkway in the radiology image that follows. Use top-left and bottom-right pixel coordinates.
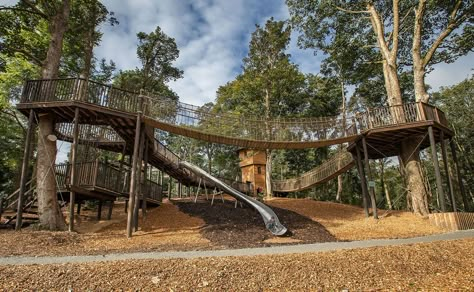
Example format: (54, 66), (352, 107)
(13, 78), (455, 233)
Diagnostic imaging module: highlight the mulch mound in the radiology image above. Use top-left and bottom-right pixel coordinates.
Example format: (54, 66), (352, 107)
(176, 199), (336, 248)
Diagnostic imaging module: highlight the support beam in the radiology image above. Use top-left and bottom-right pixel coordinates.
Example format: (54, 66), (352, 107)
(126, 112), (142, 238)
(440, 132), (456, 212)
(362, 137), (378, 219)
(97, 200), (102, 221)
(428, 126), (446, 212)
(354, 146), (370, 217)
(0, 197), (4, 219)
(16, 110), (35, 230)
(119, 145), (126, 192)
(141, 140), (149, 220)
(107, 201), (113, 220)
(77, 202), (81, 215)
(449, 139), (471, 211)
(168, 177), (173, 198)
(133, 131), (145, 232)
(68, 107), (80, 232)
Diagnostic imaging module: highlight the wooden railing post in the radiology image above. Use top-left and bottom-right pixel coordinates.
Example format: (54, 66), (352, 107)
(68, 107), (80, 232)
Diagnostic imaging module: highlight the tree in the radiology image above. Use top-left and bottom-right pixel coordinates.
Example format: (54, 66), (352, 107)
(286, 0), (472, 216)
(241, 19), (305, 199)
(62, 0), (118, 79)
(0, 0), (120, 229)
(114, 26), (183, 99)
(434, 76), (474, 211)
(1, 0), (73, 230)
(412, 1), (474, 102)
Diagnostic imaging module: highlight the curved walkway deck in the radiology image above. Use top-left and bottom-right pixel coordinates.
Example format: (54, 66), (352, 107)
(19, 78), (450, 150)
(17, 78), (452, 193)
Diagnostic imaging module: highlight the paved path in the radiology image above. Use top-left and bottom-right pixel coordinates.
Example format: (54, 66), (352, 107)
(1, 230), (473, 265)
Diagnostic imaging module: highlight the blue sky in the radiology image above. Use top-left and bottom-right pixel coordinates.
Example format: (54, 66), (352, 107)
(96, 0), (473, 106)
(4, 0), (472, 106)
(96, 0), (321, 105)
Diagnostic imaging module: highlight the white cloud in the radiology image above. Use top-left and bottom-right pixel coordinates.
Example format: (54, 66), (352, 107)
(95, 0), (473, 107)
(96, 0), (288, 105)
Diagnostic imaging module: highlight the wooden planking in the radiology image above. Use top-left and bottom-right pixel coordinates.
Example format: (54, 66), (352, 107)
(429, 212), (474, 231)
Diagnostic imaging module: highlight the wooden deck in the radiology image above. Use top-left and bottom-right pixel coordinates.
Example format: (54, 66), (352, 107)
(55, 161), (162, 205)
(16, 78), (454, 194)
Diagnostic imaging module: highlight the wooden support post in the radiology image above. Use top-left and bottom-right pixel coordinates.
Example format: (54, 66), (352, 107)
(354, 145), (370, 217)
(0, 197), (4, 219)
(119, 145), (126, 192)
(428, 126), (446, 212)
(97, 200), (102, 221)
(68, 108), (80, 232)
(142, 141), (149, 220)
(124, 200), (128, 213)
(362, 137), (378, 219)
(77, 202), (81, 215)
(133, 132), (145, 232)
(107, 201), (113, 220)
(450, 139), (471, 211)
(168, 177), (173, 198)
(178, 182), (182, 198)
(16, 110), (35, 230)
(126, 112), (142, 238)
(440, 132), (456, 212)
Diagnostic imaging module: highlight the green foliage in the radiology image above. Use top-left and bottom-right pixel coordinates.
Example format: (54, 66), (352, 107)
(114, 26), (182, 100)
(0, 109), (25, 196)
(62, 0), (118, 78)
(433, 76), (474, 210)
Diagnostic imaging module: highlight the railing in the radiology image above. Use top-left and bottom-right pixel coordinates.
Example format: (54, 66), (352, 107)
(21, 78), (450, 147)
(217, 177), (254, 195)
(272, 150), (354, 192)
(55, 161), (162, 201)
(55, 123), (123, 144)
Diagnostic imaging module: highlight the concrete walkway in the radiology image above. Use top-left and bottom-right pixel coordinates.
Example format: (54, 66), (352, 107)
(1, 230), (473, 266)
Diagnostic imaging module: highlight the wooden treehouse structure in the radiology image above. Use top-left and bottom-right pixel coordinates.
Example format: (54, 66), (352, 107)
(1, 77), (471, 235)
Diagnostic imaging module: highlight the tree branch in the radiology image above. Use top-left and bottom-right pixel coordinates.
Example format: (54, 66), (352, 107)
(20, 0), (49, 19)
(422, 0), (467, 67)
(335, 6), (369, 14)
(0, 6), (44, 18)
(391, 0), (400, 59)
(367, 4), (391, 62)
(11, 48), (44, 67)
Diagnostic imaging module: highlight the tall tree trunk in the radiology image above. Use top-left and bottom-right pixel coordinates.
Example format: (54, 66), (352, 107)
(36, 0), (70, 230)
(336, 80), (346, 202)
(37, 113), (66, 230)
(380, 159), (392, 210)
(264, 88), (273, 199)
(80, 28), (94, 79)
(400, 136), (430, 215)
(369, 2), (429, 216)
(412, 0), (430, 103)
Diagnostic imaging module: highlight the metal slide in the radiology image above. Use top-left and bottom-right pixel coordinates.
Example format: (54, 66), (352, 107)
(179, 161), (288, 236)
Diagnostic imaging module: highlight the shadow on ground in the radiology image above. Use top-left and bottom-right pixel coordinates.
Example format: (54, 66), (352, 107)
(176, 200), (337, 248)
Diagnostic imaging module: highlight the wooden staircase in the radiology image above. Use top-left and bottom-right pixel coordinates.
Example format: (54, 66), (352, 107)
(0, 180), (39, 228)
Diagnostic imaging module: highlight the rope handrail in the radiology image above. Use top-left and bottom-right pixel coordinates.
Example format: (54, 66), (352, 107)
(272, 150), (354, 192)
(20, 78), (449, 148)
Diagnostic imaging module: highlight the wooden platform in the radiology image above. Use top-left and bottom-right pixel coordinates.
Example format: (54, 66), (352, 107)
(429, 212), (474, 231)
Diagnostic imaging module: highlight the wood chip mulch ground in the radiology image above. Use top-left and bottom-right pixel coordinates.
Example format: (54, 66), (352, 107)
(0, 198), (445, 257)
(176, 199), (336, 248)
(0, 238), (472, 290)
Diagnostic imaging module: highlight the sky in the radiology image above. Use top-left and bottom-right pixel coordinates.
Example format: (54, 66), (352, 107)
(95, 0), (473, 106)
(3, 0), (473, 162)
